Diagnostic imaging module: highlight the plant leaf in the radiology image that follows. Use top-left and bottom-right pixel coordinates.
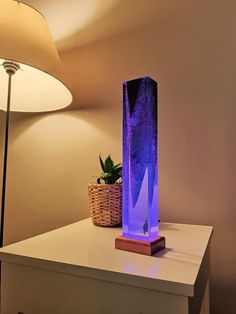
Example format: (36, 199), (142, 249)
(109, 173), (121, 184)
(112, 166), (122, 173)
(113, 163), (121, 169)
(101, 173), (112, 180)
(96, 155), (122, 184)
(99, 155), (105, 172)
(111, 167), (122, 178)
(112, 164), (122, 171)
(104, 155), (114, 172)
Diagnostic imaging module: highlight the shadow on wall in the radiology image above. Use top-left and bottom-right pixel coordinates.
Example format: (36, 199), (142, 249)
(0, 109), (121, 246)
(56, 0), (192, 51)
(2, 108), (121, 144)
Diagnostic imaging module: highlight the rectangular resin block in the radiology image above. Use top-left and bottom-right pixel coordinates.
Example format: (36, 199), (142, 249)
(122, 76), (158, 241)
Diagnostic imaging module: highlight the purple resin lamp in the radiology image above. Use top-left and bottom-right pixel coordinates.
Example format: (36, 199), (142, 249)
(115, 76), (165, 256)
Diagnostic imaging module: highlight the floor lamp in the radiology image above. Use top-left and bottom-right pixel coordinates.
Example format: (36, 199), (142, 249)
(0, 0), (72, 247)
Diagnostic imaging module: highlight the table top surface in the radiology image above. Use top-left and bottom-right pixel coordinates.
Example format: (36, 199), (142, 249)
(0, 218), (213, 297)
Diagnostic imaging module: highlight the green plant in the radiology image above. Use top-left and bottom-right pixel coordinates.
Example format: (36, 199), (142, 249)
(97, 155), (122, 184)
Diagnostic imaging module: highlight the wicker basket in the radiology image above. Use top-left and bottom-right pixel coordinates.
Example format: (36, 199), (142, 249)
(88, 183), (122, 227)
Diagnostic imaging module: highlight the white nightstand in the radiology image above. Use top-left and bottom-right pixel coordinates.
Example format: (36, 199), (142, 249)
(0, 218), (213, 314)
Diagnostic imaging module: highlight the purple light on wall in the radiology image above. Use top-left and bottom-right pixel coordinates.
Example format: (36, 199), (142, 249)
(122, 76), (158, 241)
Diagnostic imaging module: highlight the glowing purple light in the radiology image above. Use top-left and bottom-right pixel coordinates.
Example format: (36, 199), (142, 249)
(122, 77), (158, 241)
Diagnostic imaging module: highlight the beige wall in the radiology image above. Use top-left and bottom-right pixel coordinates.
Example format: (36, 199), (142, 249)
(0, 0), (235, 313)
(0, 109), (121, 242)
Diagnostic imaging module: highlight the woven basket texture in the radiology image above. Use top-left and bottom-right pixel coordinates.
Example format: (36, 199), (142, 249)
(88, 183), (122, 226)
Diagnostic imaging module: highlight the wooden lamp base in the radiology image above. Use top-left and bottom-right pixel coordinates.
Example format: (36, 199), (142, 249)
(115, 235), (165, 256)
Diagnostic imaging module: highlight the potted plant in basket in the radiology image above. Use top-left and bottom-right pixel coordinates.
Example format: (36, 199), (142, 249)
(88, 155), (122, 227)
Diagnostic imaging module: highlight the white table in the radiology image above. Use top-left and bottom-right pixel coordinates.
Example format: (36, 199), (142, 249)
(0, 218), (213, 314)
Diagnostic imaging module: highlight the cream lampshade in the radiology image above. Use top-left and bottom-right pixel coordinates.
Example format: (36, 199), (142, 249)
(0, 0), (72, 112)
(0, 0), (73, 247)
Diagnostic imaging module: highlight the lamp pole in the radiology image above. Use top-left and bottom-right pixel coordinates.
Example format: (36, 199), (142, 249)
(0, 61), (20, 247)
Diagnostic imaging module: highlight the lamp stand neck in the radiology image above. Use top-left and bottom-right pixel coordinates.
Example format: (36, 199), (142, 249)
(3, 61), (20, 75)
(0, 61), (20, 248)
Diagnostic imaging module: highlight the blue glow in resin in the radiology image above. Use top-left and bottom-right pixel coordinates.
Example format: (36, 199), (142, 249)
(122, 76), (158, 241)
